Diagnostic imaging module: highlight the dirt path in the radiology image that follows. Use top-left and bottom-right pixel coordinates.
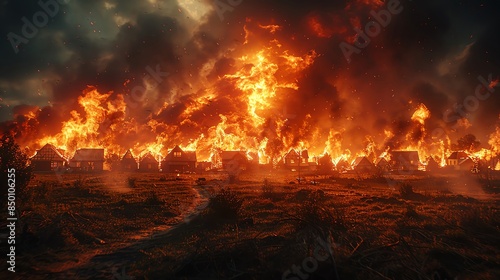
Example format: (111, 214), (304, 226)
(52, 184), (210, 279)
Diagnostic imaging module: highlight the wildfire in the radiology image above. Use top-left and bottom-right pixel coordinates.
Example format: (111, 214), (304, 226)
(36, 87), (125, 156)
(489, 125), (500, 155)
(224, 46), (317, 126)
(411, 103), (430, 125)
(3, 21), (499, 172)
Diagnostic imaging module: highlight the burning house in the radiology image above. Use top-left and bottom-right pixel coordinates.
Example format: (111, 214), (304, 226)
(161, 146), (196, 173)
(69, 148), (105, 172)
(139, 152), (159, 172)
(196, 161), (212, 172)
(375, 157), (390, 171)
(426, 157), (441, 172)
(220, 151), (249, 171)
(283, 149), (309, 171)
(446, 152), (474, 171)
(389, 151), (420, 172)
(335, 159), (350, 172)
(2, 1), (499, 181)
(352, 156), (376, 173)
(30, 144), (67, 171)
(120, 150), (138, 172)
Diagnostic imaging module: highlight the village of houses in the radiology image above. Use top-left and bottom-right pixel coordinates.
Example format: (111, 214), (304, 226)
(28, 143), (493, 175)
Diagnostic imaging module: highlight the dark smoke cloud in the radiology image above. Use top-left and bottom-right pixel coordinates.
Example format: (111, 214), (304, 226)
(1, 0), (499, 157)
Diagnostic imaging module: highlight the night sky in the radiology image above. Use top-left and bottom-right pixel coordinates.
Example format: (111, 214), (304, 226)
(1, 0), (499, 159)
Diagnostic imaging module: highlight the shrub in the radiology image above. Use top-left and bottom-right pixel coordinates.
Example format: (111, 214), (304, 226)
(207, 188), (244, 220)
(145, 191), (164, 205)
(128, 177), (137, 188)
(294, 190), (345, 234)
(261, 184), (273, 196)
(72, 177), (86, 189)
(67, 177), (93, 197)
(398, 183), (415, 198)
(404, 204), (419, 219)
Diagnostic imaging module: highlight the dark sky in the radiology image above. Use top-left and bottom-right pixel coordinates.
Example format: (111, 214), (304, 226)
(1, 0), (499, 159)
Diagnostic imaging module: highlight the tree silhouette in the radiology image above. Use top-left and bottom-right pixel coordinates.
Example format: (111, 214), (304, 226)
(451, 134), (481, 152)
(1, 133), (33, 209)
(318, 153), (333, 174)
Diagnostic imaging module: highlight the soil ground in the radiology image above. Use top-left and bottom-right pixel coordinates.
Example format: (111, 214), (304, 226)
(2, 170), (499, 279)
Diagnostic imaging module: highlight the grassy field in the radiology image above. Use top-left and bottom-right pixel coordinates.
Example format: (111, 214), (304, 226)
(4, 170), (500, 279)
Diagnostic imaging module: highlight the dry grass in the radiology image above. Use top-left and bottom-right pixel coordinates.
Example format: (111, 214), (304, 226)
(11, 171), (500, 280)
(13, 172), (194, 277)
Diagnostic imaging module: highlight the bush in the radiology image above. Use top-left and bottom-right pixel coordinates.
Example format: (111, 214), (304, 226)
(404, 204), (419, 219)
(72, 177), (86, 189)
(294, 190), (345, 234)
(207, 188), (244, 220)
(398, 183), (415, 198)
(128, 177), (137, 188)
(145, 191), (164, 205)
(261, 184), (273, 196)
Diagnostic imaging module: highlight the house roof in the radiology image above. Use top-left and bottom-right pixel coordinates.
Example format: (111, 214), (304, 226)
(71, 148), (104, 161)
(301, 150), (309, 158)
(221, 151), (247, 161)
(284, 149), (309, 159)
(336, 159), (350, 168)
(390, 151), (420, 164)
(247, 152), (259, 162)
(458, 157), (474, 165)
(427, 157), (439, 164)
(140, 152), (158, 163)
(31, 144), (66, 161)
(426, 157), (440, 168)
(164, 145), (197, 162)
(352, 156), (373, 167)
(121, 149), (136, 160)
(375, 157), (388, 166)
(447, 151), (468, 160)
(284, 149), (298, 158)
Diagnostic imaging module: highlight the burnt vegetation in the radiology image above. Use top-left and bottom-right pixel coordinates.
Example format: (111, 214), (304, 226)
(125, 176), (499, 280)
(205, 188), (245, 221)
(8, 167), (500, 279)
